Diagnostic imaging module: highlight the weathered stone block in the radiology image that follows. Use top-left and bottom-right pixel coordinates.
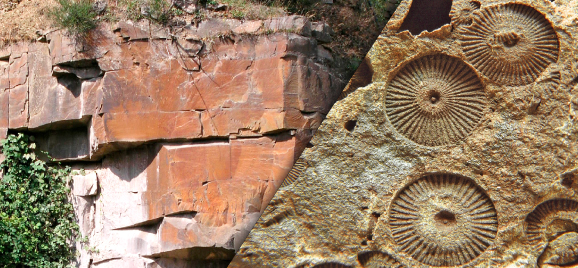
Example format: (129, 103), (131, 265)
(101, 111), (202, 142)
(0, 58), (9, 90)
(73, 172), (99, 196)
(311, 22), (333, 43)
(118, 20), (150, 41)
(47, 30), (106, 66)
(8, 84), (28, 129)
(232, 21), (262, 34)
(264, 15), (312, 37)
(25, 42), (97, 130)
(8, 52), (27, 88)
(282, 57), (343, 114)
(81, 77), (103, 117)
(0, 90), (8, 139)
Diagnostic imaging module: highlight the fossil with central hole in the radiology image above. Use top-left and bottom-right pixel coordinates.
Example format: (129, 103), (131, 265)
(460, 3), (559, 86)
(385, 54), (486, 146)
(389, 173), (498, 266)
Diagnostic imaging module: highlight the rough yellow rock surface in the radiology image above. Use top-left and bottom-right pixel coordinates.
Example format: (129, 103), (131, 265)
(229, 0), (578, 267)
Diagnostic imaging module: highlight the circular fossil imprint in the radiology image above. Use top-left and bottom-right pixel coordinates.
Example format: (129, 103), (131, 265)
(388, 174), (498, 266)
(526, 199), (578, 266)
(460, 3), (559, 86)
(526, 199), (578, 245)
(385, 54), (486, 146)
(450, 0), (481, 26)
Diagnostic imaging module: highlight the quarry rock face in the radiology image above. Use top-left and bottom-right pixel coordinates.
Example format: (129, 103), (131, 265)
(230, 0), (578, 267)
(0, 16), (344, 267)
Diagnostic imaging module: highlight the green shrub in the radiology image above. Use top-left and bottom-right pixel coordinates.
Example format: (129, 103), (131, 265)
(146, 0), (173, 24)
(368, 0), (401, 25)
(121, 0), (174, 24)
(230, 9), (246, 19)
(49, 0), (98, 35)
(0, 134), (78, 268)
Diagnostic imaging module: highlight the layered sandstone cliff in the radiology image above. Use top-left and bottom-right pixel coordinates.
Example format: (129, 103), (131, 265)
(0, 15), (345, 267)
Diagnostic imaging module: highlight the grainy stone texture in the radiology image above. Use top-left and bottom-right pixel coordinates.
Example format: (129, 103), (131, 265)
(0, 16), (345, 267)
(230, 0), (578, 267)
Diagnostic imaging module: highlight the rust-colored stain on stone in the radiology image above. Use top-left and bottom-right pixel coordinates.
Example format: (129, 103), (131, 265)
(0, 15), (346, 267)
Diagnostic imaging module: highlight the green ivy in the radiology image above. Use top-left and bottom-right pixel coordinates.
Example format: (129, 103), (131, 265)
(0, 134), (78, 268)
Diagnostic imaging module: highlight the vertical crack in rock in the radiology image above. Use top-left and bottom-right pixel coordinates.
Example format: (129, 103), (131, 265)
(459, 3), (559, 86)
(385, 54), (486, 146)
(398, 0), (453, 35)
(388, 173), (498, 266)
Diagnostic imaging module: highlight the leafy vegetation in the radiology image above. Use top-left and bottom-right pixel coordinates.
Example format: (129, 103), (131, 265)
(0, 134), (78, 267)
(368, 0), (401, 25)
(142, 0), (173, 24)
(48, 0), (98, 35)
(121, 0), (177, 24)
(217, 0), (285, 20)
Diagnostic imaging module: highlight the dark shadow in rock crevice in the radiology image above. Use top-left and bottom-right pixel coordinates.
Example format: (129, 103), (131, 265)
(34, 127), (90, 161)
(398, 0), (453, 35)
(143, 247), (236, 261)
(56, 73), (82, 98)
(106, 144), (161, 183)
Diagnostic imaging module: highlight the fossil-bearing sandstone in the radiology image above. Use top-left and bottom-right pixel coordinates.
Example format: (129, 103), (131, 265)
(229, 0), (578, 267)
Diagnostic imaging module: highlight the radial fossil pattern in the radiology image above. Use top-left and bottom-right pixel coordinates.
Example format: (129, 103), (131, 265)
(388, 174), (498, 266)
(449, 0), (481, 26)
(525, 199), (578, 246)
(279, 158), (308, 188)
(385, 54), (486, 146)
(460, 3), (559, 86)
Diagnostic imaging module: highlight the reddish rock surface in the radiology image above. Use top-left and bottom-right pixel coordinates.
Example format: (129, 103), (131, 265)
(0, 16), (345, 267)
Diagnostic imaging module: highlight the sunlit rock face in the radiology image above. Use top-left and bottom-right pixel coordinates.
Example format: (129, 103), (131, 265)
(229, 0), (578, 267)
(0, 16), (345, 267)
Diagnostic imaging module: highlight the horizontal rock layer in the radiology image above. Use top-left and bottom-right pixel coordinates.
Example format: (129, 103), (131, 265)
(0, 16), (345, 267)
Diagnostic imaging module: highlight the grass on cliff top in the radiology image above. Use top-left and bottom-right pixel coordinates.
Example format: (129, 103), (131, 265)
(48, 0), (98, 35)
(1, 0), (398, 76)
